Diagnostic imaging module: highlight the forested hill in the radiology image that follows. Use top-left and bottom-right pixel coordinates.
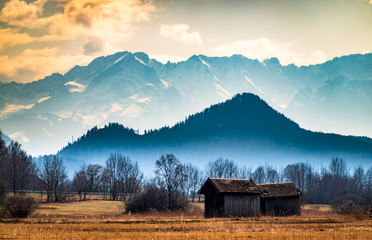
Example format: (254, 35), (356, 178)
(58, 93), (372, 173)
(146, 93), (300, 141)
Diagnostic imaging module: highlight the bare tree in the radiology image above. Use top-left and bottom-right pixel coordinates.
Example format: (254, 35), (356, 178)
(181, 163), (191, 199)
(329, 157), (349, 178)
(0, 132), (7, 176)
(305, 170), (321, 204)
(86, 164), (103, 193)
(366, 167), (372, 195)
(118, 158), (143, 198)
(191, 168), (203, 202)
(284, 162), (312, 192)
(155, 154), (184, 210)
(198, 170), (205, 202)
(7, 141), (35, 194)
(328, 157), (350, 199)
(353, 165), (365, 195)
(238, 166), (252, 179)
(183, 163), (201, 202)
(72, 166), (88, 200)
(105, 154), (143, 200)
(252, 166), (265, 183)
(39, 155), (67, 202)
(106, 154), (119, 200)
(205, 158), (224, 178)
(205, 158), (238, 179)
(100, 168), (111, 200)
(8, 142), (21, 194)
(266, 166), (279, 183)
(0, 134), (7, 202)
(225, 160), (239, 179)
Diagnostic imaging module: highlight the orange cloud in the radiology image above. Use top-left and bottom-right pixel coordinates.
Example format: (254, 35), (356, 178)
(0, 0), (157, 82)
(0, 0), (47, 27)
(0, 0), (157, 44)
(64, 0), (111, 28)
(0, 47), (93, 80)
(0, 47), (59, 77)
(0, 28), (34, 50)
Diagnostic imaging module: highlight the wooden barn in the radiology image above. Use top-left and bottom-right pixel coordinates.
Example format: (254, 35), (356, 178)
(258, 182), (301, 216)
(198, 178), (262, 218)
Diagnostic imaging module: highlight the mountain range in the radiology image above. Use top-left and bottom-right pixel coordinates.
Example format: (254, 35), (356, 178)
(0, 51), (371, 156)
(58, 93), (372, 176)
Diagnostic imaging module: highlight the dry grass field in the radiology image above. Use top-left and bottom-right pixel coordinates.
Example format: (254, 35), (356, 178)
(0, 200), (371, 239)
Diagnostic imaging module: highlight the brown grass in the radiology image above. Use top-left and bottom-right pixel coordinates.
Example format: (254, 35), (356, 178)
(0, 200), (371, 239)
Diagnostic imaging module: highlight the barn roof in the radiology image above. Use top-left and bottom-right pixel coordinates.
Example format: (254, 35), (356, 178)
(257, 182), (301, 197)
(198, 178), (262, 194)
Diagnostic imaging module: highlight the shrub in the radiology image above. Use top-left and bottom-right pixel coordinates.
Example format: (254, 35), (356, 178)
(4, 195), (38, 218)
(125, 183), (189, 213)
(125, 183), (167, 213)
(0, 202), (7, 218)
(332, 194), (372, 215)
(169, 193), (189, 211)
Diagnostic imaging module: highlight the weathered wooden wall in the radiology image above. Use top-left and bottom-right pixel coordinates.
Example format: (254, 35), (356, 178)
(223, 193), (260, 217)
(261, 196), (301, 216)
(203, 183), (226, 218)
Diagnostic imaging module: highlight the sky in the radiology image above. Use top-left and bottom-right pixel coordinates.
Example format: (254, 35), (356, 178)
(0, 0), (372, 83)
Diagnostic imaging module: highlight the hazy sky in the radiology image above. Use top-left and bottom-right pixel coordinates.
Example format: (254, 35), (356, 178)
(1, 0), (371, 83)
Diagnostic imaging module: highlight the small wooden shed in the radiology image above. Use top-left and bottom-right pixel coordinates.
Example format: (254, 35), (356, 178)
(258, 182), (301, 216)
(198, 178), (262, 218)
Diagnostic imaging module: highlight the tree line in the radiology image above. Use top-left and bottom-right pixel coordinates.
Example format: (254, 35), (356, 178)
(206, 157), (372, 204)
(1, 131), (371, 207)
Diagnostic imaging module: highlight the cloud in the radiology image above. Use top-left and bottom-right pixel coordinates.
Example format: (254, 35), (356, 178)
(0, 103), (34, 119)
(0, 28), (34, 50)
(0, 0), (157, 82)
(160, 24), (203, 45)
(204, 38), (327, 66)
(37, 96), (51, 103)
(64, 0), (155, 28)
(0, 47), (93, 79)
(64, 81), (87, 92)
(9, 131), (30, 143)
(83, 37), (105, 55)
(120, 104), (142, 118)
(50, 0), (157, 44)
(0, 48), (56, 77)
(1, 0), (156, 32)
(0, 0), (46, 27)
(64, 0), (100, 28)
